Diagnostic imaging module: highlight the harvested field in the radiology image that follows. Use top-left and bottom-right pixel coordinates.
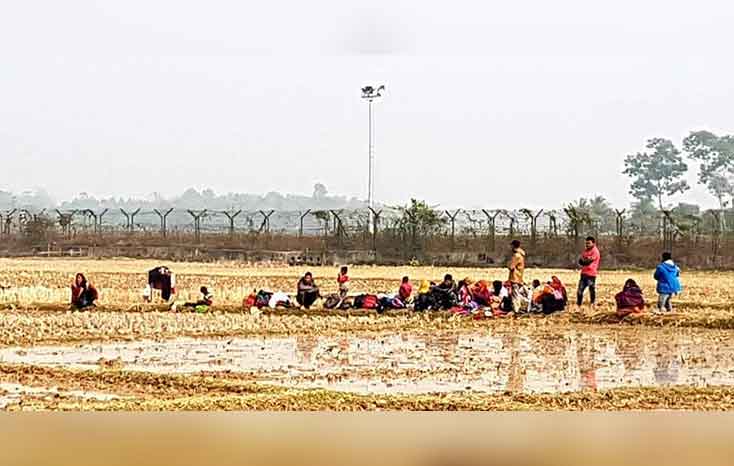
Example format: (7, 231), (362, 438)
(0, 257), (733, 410)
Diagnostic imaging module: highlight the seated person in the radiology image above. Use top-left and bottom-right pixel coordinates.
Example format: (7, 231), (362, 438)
(455, 277), (479, 313)
(430, 274), (459, 309)
(529, 279), (544, 313)
(414, 280), (435, 311)
(490, 280), (513, 315)
(615, 279), (645, 317)
(470, 280), (492, 306)
(71, 273), (98, 309)
(398, 276), (413, 303)
(535, 276), (568, 314)
(296, 272), (320, 309)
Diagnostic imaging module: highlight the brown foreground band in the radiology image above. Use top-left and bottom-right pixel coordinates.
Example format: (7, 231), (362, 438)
(2, 413), (734, 466)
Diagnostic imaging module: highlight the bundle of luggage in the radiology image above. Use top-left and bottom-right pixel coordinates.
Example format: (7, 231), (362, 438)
(243, 289), (294, 309)
(414, 286), (458, 311)
(322, 293), (406, 313)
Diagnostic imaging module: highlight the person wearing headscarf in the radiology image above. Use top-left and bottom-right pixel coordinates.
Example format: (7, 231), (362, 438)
(535, 276), (568, 314)
(70, 273), (98, 309)
(414, 279), (434, 311)
(615, 279), (645, 317)
(457, 277), (475, 307)
(470, 280), (492, 306)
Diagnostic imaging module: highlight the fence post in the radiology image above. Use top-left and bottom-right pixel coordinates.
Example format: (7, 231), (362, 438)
(97, 208), (108, 233)
(367, 207), (382, 253)
(119, 208), (141, 233)
(521, 209), (543, 247)
(85, 210), (97, 233)
(298, 210), (311, 238)
(222, 209), (242, 239)
(187, 209), (207, 243)
(83, 208), (108, 234)
(563, 207), (583, 247)
(2, 209), (17, 235)
(501, 210), (516, 239)
(257, 210), (275, 234)
(153, 208), (175, 238)
(55, 209), (77, 239)
(545, 211), (559, 238)
(329, 210), (348, 247)
(444, 209), (461, 251)
(481, 209), (500, 252)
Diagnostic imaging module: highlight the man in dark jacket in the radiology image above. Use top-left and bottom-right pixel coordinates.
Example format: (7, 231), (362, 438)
(653, 252), (682, 313)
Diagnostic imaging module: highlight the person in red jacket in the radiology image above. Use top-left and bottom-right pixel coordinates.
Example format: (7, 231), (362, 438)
(70, 273), (98, 309)
(576, 236), (601, 309)
(398, 276), (412, 303)
(337, 266), (349, 298)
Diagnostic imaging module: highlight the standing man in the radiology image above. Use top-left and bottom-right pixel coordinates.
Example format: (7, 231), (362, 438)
(577, 236), (601, 309)
(508, 239), (526, 311)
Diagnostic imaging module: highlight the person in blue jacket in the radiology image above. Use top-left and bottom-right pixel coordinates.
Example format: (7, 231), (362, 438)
(653, 252), (682, 313)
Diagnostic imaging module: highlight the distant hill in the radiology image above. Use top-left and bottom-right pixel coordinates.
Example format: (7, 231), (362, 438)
(0, 184), (369, 212)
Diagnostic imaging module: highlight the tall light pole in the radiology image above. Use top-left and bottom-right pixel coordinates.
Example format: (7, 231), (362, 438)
(361, 85), (385, 212)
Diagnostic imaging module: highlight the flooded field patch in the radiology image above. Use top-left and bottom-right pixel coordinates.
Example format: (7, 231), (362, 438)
(2, 326), (733, 396)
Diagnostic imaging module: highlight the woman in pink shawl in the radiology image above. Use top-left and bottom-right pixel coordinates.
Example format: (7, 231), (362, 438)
(615, 279), (645, 317)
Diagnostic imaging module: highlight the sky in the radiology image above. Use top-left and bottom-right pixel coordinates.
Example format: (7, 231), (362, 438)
(1, 0), (733, 210)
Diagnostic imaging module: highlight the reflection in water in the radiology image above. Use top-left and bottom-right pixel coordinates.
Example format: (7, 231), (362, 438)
(1, 327), (734, 396)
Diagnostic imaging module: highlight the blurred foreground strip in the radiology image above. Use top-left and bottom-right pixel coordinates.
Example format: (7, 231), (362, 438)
(2, 414), (734, 466)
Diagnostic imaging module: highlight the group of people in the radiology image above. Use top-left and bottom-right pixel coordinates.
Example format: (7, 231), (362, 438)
(70, 266), (213, 312)
(68, 240), (683, 317)
(279, 236), (683, 317)
(506, 236), (683, 316)
(279, 261), (568, 317)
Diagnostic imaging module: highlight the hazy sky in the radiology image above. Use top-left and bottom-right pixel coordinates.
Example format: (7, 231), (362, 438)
(2, 0), (733, 209)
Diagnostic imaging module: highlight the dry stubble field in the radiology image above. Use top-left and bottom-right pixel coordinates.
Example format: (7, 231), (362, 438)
(1, 257), (733, 411)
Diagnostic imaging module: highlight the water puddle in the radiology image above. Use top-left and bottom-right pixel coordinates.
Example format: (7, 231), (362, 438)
(0, 382), (120, 409)
(2, 327), (734, 395)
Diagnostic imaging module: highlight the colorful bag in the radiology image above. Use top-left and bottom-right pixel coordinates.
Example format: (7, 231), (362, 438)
(324, 294), (341, 309)
(362, 294), (378, 309)
(255, 290), (273, 308)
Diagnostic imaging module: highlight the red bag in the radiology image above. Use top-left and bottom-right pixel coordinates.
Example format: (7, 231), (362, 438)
(362, 294), (378, 309)
(243, 294), (256, 309)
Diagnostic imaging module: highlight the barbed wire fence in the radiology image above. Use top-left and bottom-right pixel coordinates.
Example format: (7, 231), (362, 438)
(1, 206), (732, 266)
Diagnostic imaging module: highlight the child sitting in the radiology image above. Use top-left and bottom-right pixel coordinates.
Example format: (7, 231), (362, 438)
(337, 266), (349, 299)
(176, 286), (213, 313)
(398, 276), (413, 303)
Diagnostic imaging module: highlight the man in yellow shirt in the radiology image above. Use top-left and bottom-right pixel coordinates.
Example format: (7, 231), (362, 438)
(507, 239), (527, 311)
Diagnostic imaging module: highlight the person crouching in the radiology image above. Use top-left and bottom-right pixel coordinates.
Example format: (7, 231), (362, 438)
(71, 273), (98, 310)
(297, 272), (320, 309)
(615, 279), (645, 318)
